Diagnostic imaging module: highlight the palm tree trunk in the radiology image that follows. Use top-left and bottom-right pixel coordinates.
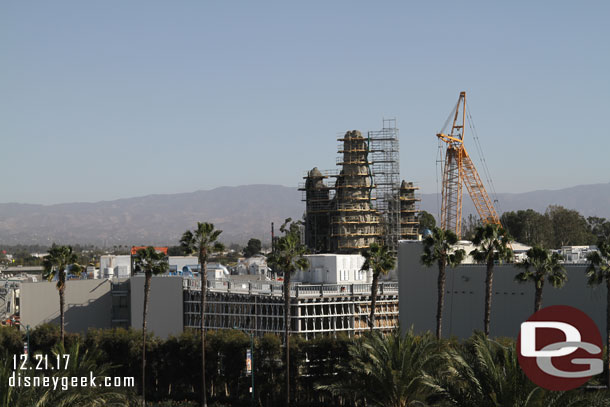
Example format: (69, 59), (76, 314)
(369, 272), (379, 331)
(484, 260), (494, 336)
(284, 269), (291, 407)
(534, 279), (544, 313)
(436, 260), (446, 340)
(201, 257), (208, 407)
(606, 278), (610, 388)
(59, 283), (65, 348)
(142, 272), (151, 407)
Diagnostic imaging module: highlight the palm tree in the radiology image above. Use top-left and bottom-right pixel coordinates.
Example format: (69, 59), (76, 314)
(180, 222), (224, 407)
(470, 224), (514, 336)
(425, 332), (610, 407)
(361, 243), (396, 331)
(515, 245), (566, 313)
(133, 246), (169, 407)
(0, 342), (137, 407)
(266, 218), (309, 407)
(425, 331), (539, 407)
(42, 245), (82, 347)
(421, 227), (466, 339)
(586, 237), (610, 388)
(319, 328), (439, 407)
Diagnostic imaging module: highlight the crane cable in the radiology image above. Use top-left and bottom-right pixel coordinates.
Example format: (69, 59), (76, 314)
(465, 101), (503, 218)
(435, 138), (444, 223)
(435, 97), (461, 224)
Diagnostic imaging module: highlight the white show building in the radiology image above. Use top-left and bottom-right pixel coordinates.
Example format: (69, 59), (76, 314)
(293, 254), (372, 284)
(99, 255), (131, 279)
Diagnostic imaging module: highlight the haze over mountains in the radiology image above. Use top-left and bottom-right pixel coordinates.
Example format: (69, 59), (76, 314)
(420, 182), (610, 222)
(0, 182), (608, 246)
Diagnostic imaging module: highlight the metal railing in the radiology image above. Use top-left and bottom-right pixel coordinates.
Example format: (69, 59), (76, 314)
(183, 278), (398, 298)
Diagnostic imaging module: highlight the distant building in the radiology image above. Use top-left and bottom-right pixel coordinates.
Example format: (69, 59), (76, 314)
(168, 256), (199, 274)
(100, 255), (131, 278)
(236, 255), (269, 277)
(3, 266), (44, 276)
(558, 245), (598, 264)
(450, 240), (532, 264)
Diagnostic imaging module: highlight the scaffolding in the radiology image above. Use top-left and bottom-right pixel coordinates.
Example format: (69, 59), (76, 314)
(301, 168), (333, 252)
(399, 181), (420, 240)
(301, 121), (419, 253)
(182, 280), (399, 339)
(368, 119), (401, 251)
(332, 131), (381, 252)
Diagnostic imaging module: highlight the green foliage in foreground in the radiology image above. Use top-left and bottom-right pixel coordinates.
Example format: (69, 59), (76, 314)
(0, 341), (137, 407)
(1, 325), (609, 407)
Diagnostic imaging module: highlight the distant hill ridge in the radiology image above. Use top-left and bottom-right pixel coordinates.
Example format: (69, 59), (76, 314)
(419, 182), (610, 221)
(0, 182), (608, 246)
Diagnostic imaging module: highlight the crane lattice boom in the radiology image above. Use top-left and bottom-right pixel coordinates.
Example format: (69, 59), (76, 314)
(437, 92), (501, 237)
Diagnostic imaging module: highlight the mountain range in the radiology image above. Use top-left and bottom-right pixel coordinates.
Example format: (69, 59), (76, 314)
(420, 182), (610, 222)
(0, 182), (608, 246)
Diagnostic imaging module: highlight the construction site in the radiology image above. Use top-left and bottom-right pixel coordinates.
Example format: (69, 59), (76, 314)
(300, 119), (420, 254)
(8, 92), (516, 339)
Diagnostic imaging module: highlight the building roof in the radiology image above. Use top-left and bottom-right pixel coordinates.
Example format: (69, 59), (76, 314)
(4, 266), (44, 273)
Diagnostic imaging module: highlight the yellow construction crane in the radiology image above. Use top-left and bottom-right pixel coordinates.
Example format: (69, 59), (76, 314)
(437, 91), (501, 237)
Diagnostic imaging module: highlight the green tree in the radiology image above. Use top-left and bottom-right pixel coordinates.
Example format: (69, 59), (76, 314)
(0, 341), (137, 407)
(0, 251), (10, 268)
(0, 326), (22, 355)
(588, 216), (610, 240)
(425, 332), (538, 407)
(254, 334), (283, 406)
(421, 227), (466, 339)
(470, 224), (514, 336)
(42, 245), (82, 347)
(243, 238), (262, 258)
(319, 328), (438, 407)
(360, 243), (396, 331)
(180, 223), (225, 407)
(266, 218), (309, 406)
(133, 246), (169, 407)
(461, 214), (483, 241)
(425, 332), (610, 407)
(167, 245), (188, 256)
(546, 205), (593, 247)
(501, 209), (552, 247)
(515, 246), (567, 312)
(418, 210), (436, 235)
(586, 237), (610, 388)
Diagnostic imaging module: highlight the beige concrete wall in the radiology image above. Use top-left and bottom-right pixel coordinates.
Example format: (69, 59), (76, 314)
(130, 276), (183, 339)
(20, 279), (113, 332)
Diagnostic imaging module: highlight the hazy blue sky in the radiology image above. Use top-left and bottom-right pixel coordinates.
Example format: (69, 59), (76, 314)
(1, 1), (608, 204)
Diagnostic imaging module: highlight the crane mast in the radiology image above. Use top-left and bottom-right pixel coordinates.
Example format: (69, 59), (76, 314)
(437, 92), (501, 237)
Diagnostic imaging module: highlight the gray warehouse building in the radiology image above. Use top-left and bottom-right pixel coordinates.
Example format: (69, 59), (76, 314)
(20, 277), (184, 339)
(398, 240), (607, 340)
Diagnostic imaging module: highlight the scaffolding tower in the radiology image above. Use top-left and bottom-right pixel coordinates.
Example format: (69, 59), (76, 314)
(368, 119), (401, 251)
(301, 167), (333, 253)
(332, 130), (381, 252)
(301, 121), (419, 254)
(399, 181), (420, 240)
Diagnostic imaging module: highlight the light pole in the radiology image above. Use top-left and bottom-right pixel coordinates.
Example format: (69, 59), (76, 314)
(234, 326), (255, 407)
(249, 332), (254, 407)
(25, 324), (30, 362)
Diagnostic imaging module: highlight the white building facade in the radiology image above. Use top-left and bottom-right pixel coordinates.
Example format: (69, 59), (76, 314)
(293, 254), (372, 284)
